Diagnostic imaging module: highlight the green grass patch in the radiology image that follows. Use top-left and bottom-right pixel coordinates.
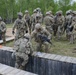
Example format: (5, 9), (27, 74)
(6, 24), (13, 28)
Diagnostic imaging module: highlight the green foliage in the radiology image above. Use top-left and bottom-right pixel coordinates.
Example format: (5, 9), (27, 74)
(58, 0), (72, 15)
(0, 0), (76, 21)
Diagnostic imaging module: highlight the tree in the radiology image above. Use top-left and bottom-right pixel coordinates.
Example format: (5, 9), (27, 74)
(58, 0), (72, 15)
(0, 0), (75, 23)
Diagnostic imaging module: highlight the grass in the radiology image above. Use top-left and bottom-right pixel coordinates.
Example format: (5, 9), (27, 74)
(6, 24), (13, 28)
(50, 39), (76, 57)
(5, 41), (14, 47)
(32, 36), (76, 57)
(5, 36), (76, 57)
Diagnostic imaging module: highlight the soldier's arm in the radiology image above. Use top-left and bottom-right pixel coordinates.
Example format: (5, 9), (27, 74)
(24, 20), (28, 31)
(44, 29), (51, 39)
(2, 22), (6, 32)
(71, 18), (76, 26)
(12, 20), (18, 34)
(29, 42), (34, 55)
(50, 17), (54, 25)
(12, 20), (17, 31)
(13, 40), (20, 52)
(31, 30), (36, 39)
(62, 16), (65, 26)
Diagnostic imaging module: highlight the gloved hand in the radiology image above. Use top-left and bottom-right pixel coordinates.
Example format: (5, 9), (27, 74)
(32, 52), (41, 57)
(11, 52), (15, 59)
(12, 30), (15, 35)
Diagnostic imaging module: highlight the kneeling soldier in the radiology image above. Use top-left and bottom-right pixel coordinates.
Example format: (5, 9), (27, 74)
(13, 33), (33, 70)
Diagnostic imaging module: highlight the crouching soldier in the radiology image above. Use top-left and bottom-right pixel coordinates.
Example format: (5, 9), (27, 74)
(0, 17), (6, 45)
(31, 23), (51, 53)
(13, 33), (33, 70)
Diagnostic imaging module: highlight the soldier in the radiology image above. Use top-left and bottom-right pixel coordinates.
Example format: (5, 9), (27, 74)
(23, 10), (31, 33)
(12, 12), (27, 41)
(35, 8), (43, 24)
(44, 12), (54, 34)
(53, 12), (59, 36)
(49, 11), (54, 18)
(56, 10), (65, 40)
(31, 23), (51, 53)
(13, 33), (33, 70)
(36, 7), (41, 13)
(0, 17), (6, 45)
(31, 9), (37, 31)
(69, 11), (76, 44)
(65, 10), (72, 40)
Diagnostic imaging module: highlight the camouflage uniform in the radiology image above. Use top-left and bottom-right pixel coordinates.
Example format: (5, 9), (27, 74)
(0, 17), (6, 45)
(69, 11), (76, 44)
(13, 34), (33, 70)
(12, 12), (27, 41)
(53, 12), (59, 36)
(49, 11), (54, 18)
(35, 8), (43, 24)
(44, 12), (54, 34)
(65, 10), (72, 40)
(56, 11), (65, 40)
(31, 23), (51, 53)
(23, 10), (31, 33)
(35, 13), (43, 24)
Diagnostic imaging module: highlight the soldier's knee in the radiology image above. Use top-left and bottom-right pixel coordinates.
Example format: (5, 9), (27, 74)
(43, 42), (49, 45)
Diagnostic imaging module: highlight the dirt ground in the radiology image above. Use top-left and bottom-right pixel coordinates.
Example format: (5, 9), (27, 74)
(6, 28), (14, 37)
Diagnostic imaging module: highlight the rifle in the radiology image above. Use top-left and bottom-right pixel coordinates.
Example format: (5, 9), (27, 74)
(66, 20), (73, 32)
(38, 34), (54, 46)
(54, 15), (58, 24)
(68, 25), (74, 32)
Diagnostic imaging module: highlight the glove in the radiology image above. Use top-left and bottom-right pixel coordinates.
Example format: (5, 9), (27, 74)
(11, 52), (15, 59)
(12, 30), (15, 35)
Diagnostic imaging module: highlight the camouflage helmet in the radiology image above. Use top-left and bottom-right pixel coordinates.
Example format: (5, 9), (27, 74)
(33, 9), (37, 13)
(58, 10), (62, 15)
(66, 10), (70, 15)
(17, 12), (23, 16)
(56, 11), (59, 15)
(0, 17), (2, 21)
(66, 10), (72, 15)
(72, 11), (76, 15)
(68, 9), (72, 13)
(46, 12), (50, 15)
(25, 10), (29, 13)
(49, 11), (52, 14)
(35, 23), (41, 30)
(36, 7), (41, 12)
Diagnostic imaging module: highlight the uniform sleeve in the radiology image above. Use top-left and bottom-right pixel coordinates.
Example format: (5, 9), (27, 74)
(13, 40), (20, 52)
(72, 18), (76, 26)
(12, 20), (17, 31)
(44, 29), (51, 39)
(29, 42), (34, 54)
(2, 22), (6, 32)
(62, 16), (65, 26)
(43, 17), (46, 25)
(50, 17), (54, 25)
(31, 30), (36, 38)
